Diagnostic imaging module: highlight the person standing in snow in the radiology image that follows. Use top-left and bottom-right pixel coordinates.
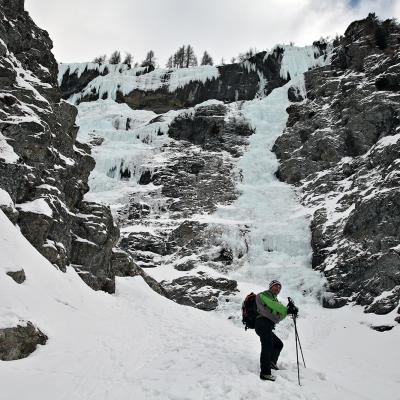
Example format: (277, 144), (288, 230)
(255, 279), (298, 382)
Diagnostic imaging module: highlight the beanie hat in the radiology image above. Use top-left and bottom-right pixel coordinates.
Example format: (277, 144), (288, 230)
(269, 280), (282, 289)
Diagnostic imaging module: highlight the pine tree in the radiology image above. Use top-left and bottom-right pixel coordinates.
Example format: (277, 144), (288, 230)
(175, 46), (185, 68)
(93, 54), (106, 64)
(123, 52), (133, 65)
(141, 50), (156, 68)
(166, 45), (198, 69)
(166, 55), (174, 68)
(200, 51), (213, 66)
(109, 50), (121, 64)
(184, 45), (198, 68)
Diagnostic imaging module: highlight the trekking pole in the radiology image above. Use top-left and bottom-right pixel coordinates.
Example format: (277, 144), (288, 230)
(293, 316), (306, 368)
(293, 315), (301, 386)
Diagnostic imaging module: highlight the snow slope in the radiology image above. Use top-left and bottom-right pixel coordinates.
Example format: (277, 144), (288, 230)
(1, 210), (398, 400)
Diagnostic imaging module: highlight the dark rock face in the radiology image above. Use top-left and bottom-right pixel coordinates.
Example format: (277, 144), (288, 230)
(273, 14), (400, 316)
(287, 85), (304, 102)
(6, 269), (26, 283)
(0, 0), (137, 292)
(70, 201), (120, 291)
(0, 322), (47, 360)
(155, 147), (239, 216)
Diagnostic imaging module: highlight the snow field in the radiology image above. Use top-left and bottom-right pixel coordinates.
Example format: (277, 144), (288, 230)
(0, 188), (13, 207)
(1, 210), (388, 400)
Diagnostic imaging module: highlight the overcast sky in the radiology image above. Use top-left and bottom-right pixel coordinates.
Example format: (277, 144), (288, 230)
(25, 0), (400, 66)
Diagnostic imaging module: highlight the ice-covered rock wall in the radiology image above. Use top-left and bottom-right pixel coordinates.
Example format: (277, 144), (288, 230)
(59, 47), (327, 113)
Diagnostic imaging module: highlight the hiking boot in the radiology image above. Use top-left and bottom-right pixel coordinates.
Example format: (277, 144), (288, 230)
(260, 374), (276, 381)
(270, 361), (279, 370)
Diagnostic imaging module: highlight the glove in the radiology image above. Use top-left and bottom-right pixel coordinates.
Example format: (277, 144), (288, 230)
(287, 301), (299, 316)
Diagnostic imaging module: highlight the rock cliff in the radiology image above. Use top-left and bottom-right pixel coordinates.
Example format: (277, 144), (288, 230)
(0, 0), (139, 292)
(274, 14), (400, 317)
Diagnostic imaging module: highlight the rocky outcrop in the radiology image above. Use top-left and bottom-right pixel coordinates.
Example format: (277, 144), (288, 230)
(6, 268), (26, 283)
(273, 14), (400, 317)
(0, 322), (47, 360)
(0, 0), (137, 292)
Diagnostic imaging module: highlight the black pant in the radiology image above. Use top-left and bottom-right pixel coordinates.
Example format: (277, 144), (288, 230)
(255, 317), (283, 375)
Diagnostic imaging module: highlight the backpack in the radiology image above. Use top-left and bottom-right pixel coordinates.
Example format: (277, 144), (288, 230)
(242, 292), (257, 330)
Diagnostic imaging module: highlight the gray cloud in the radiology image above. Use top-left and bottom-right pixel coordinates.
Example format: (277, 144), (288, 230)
(25, 0), (399, 66)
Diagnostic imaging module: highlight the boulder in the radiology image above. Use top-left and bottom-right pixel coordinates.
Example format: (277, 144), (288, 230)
(162, 274), (238, 311)
(0, 322), (47, 361)
(6, 269), (26, 284)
